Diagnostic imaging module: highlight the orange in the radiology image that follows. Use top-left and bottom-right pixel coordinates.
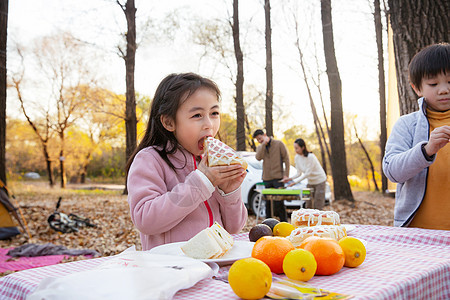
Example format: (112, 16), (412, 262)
(282, 249), (317, 281)
(299, 236), (321, 248)
(252, 236), (295, 274)
(300, 237), (345, 275)
(228, 258), (272, 299)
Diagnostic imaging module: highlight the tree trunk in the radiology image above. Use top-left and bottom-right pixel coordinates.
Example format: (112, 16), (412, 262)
(43, 144), (54, 187)
(233, 0), (246, 151)
(245, 114), (256, 151)
(312, 51), (332, 175)
(320, 0), (353, 201)
(387, 0), (449, 115)
(120, 0), (137, 194)
(124, 0), (137, 160)
(354, 124), (379, 191)
(264, 0), (273, 137)
(59, 133), (66, 188)
(374, 0), (388, 193)
(0, 0), (7, 186)
(294, 27), (328, 175)
(15, 79), (55, 186)
(313, 118), (327, 174)
(318, 117), (331, 175)
(80, 152), (91, 184)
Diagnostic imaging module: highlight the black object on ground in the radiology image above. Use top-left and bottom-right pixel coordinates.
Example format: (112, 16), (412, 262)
(47, 197), (97, 233)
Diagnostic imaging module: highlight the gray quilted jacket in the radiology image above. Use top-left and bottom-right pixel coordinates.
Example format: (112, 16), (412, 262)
(382, 98), (435, 227)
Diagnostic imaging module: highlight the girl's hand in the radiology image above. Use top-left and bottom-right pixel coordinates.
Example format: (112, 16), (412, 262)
(425, 125), (450, 156)
(281, 178), (291, 183)
(198, 156), (247, 194)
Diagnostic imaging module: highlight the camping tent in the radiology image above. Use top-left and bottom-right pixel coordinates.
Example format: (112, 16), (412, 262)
(0, 180), (28, 239)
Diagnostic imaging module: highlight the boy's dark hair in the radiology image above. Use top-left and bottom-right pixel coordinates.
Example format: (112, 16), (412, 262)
(126, 73), (221, 174)
(294, 138), (310, 157)
(253, 129), (265, 138)
(409, 43), (450, 91)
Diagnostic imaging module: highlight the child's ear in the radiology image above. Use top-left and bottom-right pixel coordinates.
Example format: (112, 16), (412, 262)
(411, 84), (423, 97)
(160, 115), (175, 132)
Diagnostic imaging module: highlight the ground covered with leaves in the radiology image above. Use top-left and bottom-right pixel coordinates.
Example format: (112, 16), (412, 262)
(1, 181), (394, 277)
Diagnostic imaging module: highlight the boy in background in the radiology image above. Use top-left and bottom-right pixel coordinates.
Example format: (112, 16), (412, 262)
(383, 43), (449, 230)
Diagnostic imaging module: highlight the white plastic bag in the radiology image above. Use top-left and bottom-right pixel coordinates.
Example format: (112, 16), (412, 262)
(27, 250), (213, 300)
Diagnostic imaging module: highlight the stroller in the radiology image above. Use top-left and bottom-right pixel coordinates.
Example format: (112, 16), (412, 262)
(47, 197), (96, 233)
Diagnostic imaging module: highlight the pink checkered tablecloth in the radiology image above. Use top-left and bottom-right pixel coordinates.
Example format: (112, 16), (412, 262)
(1, 226), (449, 299)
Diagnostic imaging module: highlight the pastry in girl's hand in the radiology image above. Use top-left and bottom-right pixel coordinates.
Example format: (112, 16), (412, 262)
(204, 137), (248, 169)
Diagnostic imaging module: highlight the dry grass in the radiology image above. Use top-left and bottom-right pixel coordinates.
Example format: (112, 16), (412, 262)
(1, 181), (394, 277)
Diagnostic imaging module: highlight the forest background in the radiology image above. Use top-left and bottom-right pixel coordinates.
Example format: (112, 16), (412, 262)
(3, 0), (448, 195)
(6, 0), (385, 192)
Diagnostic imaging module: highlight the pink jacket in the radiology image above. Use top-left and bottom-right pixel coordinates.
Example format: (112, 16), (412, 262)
(127, 146), (248, 250)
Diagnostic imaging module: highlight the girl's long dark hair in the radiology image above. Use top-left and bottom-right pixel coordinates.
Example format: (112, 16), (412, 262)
(126, 73), (221, 176)
(294, 138), (310, 157)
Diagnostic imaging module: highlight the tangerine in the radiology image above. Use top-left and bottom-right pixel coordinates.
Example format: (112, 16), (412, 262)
(252, 236), (295, 274)
(299, 236), (321, 248)
(300, 237), (344, 275)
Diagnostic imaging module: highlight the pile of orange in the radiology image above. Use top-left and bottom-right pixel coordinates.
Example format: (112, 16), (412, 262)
(251, 236), (295, 274)
(300, 236), (345, 275)
(230, 233), (367, 298)
(251, 235), (351, 276)
(229, 234), (366, 298)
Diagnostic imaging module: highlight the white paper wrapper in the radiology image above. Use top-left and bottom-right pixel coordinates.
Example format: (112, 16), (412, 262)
(28, 250), (213, 300)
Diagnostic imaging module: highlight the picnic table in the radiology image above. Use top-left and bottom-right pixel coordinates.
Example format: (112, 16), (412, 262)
(254, 188), (313, 221)
(1, 225), (449, 299)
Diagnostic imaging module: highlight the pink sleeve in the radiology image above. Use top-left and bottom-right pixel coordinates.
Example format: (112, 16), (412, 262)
(212, 189), (248, 234)
(127, 150), (213, 235)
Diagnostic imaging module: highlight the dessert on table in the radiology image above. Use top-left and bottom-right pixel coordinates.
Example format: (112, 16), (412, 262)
(287, 208), (347, 247)
(291, 208), (341, 227)
(287, 225), (347, 248)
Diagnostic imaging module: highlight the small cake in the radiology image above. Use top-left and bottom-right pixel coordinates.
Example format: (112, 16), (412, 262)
(204, 137), (248, 169)
(287, 225), (347, 247)
(181, 222), (234, 259)
(291, 208), (340, 227)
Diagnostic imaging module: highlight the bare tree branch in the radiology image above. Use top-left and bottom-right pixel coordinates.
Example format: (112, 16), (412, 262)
(353, 122), (380, 191)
